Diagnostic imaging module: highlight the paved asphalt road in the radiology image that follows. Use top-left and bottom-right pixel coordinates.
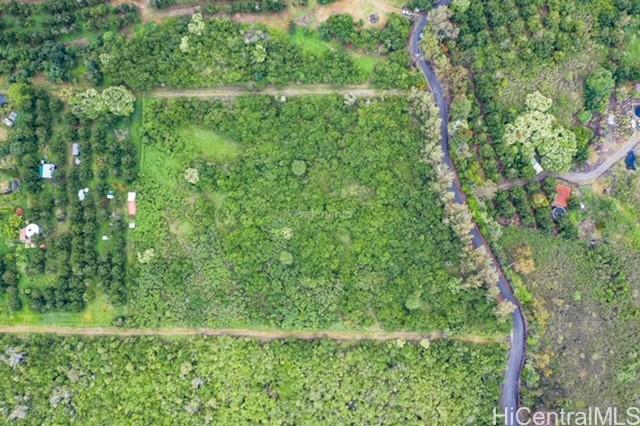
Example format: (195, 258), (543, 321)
(498, 132), (640, 190)
(409, 6), (527, 423)
(561, 132), (640, 184)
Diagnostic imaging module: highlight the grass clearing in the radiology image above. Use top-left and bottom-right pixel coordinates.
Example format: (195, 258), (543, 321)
(354, 54), (379, 76)
(289, 28), (382, 78)
(622, 34), (640, 70)
(0, 290), (124, 326)
(290, 28), (333, 55)
(178, 127), (240, 161)
(498, 44), (606, 126)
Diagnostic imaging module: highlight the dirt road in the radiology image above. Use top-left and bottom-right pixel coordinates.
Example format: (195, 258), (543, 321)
(0, 325), (506, 344)
(150, 85), (409, 99)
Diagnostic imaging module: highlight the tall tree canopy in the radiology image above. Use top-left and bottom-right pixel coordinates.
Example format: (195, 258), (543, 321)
(504, 92), (577, 173)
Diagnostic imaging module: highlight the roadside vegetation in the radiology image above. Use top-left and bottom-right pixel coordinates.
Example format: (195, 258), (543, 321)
(411, 0), (640, 415)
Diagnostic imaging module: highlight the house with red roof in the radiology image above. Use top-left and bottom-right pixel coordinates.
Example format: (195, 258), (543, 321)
(551, 184), (572, 219)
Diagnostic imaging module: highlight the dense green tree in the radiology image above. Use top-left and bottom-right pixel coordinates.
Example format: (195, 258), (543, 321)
(585, 67), (615, 112)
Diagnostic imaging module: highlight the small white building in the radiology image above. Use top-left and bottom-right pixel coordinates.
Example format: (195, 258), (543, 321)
(530, 158), (544, 175)
(3, 111), (17, 128)
(72, 143), (80, 157)
(78, 188), (90, 201)
(39, 163), (56, 179)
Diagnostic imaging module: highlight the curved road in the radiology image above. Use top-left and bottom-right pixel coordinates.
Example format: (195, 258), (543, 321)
(498, 132), (640, 190)
(410, 6), (527, 422)
(561, 132), (640, 184)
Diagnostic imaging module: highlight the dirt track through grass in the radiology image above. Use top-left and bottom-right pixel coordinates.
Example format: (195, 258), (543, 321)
(0, 325), (507, 344)
(150, 85), (409, 99)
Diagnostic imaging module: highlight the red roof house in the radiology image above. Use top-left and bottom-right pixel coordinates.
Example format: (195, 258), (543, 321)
(552, 184), (572, 209)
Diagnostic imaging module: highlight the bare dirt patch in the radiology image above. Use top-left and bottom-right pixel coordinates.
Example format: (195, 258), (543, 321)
(110, 0), (401, 29)
(110, 0), (198, 23)
(313, 0), (400, 28)
(224, 0), (401, 30)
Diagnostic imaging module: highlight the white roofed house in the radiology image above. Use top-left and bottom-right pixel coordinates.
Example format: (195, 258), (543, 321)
(72, 143), (80, 156)
(72, 143), (81, 165)
(39, 163), (56, 179)
(3, 111), (18, 128)
(530, 158), (544, 175)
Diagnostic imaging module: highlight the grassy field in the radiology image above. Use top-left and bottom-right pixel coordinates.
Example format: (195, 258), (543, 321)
(178, 128), (240, 161)
(0, 291), (125, 326)
(498, 44), (606, 126)
(289, 28), (383, 78)
(290, 28), (333, 55)
(622, 34), (640, 72)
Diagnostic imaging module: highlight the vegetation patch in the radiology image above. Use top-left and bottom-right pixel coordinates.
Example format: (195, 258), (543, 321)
(500, 227), (640, 410)
(128, 95), (505, 332)
(0, 335), (506, 424)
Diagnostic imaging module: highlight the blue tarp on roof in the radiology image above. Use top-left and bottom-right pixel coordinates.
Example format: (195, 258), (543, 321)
(0, 95), (7, 106)
(625, 150), (636, 170)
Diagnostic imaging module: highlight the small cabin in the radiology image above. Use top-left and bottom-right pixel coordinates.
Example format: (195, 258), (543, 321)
(39, 163), (56, 179)
(530, 158), (544, 175)
(551, 184), (572, 219)
(127, 192), (137, 216)
(3, 111), (17, 127)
